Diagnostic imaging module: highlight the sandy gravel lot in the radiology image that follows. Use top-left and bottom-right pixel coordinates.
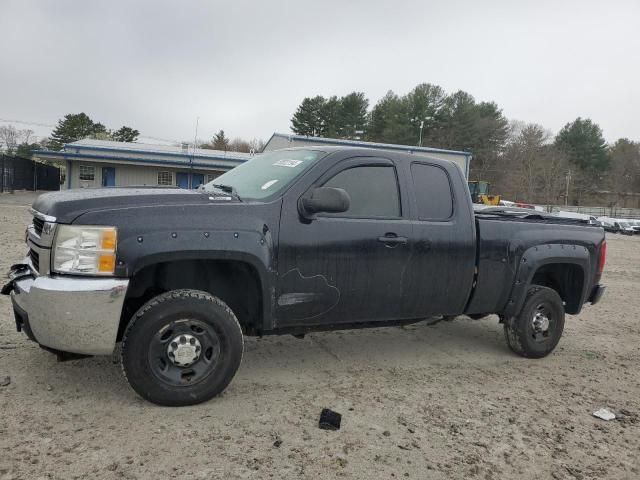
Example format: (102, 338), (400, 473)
(1, 193), (639, 479)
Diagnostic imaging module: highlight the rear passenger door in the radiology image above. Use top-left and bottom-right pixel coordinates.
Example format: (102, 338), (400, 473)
(404, 162), (476, 317)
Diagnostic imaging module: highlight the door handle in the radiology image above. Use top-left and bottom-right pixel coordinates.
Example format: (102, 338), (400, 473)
(377, 233), (408, 247)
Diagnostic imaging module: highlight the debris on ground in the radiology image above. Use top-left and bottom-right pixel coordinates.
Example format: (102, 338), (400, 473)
(592, 408), (616, 421)
(0, 376), (10, 387)
(319, 408), (342, 431)
(273, 439), (282, 448)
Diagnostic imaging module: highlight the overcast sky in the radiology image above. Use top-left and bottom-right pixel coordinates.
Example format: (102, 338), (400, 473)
(1, 0), (638, 145)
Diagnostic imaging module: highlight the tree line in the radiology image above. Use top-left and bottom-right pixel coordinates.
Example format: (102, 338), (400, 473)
(290, 84), (640, 205)
(0, 114), (264, 160)
(48, 113), (140, 149)
(198, 129), (265, 154)
(0, 113), (140, 158)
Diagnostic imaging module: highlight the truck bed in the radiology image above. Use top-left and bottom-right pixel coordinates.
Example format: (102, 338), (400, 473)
(466, 211), (604, 317)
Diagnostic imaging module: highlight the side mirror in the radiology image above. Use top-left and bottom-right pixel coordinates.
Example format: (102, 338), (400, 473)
(300, 187), (350, 217)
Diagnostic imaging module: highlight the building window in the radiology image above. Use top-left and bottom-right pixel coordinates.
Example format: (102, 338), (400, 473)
(158, 171), (173, 186)
(79, 165), (95, 181)
(207, 173), (219, 183)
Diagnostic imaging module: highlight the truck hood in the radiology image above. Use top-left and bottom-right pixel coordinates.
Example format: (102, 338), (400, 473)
(32, 188), (229, 223)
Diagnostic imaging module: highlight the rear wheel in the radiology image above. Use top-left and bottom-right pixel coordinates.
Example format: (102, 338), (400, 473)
(121, 290), (243, 406)
(504, 286), (565, 358)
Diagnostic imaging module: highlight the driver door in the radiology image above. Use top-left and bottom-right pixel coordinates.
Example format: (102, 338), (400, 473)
(275, 157), (413, 327)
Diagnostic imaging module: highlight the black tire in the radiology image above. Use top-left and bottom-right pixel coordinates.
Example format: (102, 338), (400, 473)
(121, 289), (244, 406)
(504, 286), (565, 359)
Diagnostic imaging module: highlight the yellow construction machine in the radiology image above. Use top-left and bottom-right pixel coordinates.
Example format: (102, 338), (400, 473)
(467, 181), (501, 205)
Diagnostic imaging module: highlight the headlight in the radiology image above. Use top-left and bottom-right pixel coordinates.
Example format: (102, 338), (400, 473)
(53, 225), (117, 275)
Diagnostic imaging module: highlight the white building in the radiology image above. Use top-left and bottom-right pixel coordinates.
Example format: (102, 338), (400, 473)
(34, 139), (253, 190)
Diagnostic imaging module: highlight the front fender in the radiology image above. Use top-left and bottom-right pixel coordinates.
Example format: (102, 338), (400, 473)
(122, 228), (273, 278)
(118, 227), (276, 330)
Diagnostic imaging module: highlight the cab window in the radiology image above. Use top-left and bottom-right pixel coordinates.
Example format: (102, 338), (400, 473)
(411, 163), (453, 220)
(323, 165), (401, 218)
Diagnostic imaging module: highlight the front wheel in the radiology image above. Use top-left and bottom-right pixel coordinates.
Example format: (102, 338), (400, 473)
(121, 290), (244, 406)
(504, 286), (565, 358)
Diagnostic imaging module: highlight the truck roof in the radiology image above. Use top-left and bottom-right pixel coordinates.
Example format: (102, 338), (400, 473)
(277, 146), (461, 166)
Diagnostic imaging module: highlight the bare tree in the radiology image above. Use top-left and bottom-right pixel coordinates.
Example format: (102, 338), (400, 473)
(22, 129), (34, 145)
(248, 138), (265, 153)
(229, 138), (251, 153)
(608, 139), (640, 194)
(201, 135), (265, 154)
(0, 125), (19, 154)
(538, 146), (569, 205)
(503, 123), (551, 202)
(0, 126), (34, 154)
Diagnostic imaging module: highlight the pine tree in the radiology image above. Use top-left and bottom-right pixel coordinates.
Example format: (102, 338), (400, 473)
(367, 91), (413, 145)
(337, 92), (368, 139)
(318, 96), (340, 137)
(406, 83), (447, 146)
(49, 113), (107, 150)
(555, 118), (609, 173)
(212, 130), (230, 151)
(290, 96), (325, 136)
(112, 126), (140, 142)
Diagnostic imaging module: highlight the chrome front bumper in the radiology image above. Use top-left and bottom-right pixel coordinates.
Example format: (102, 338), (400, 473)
(6, 259), (129, 355)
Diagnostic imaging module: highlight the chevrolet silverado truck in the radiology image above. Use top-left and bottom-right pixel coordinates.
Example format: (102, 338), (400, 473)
(2, 147), (606, 406)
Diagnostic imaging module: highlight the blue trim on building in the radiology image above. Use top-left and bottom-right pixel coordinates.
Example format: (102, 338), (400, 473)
(61, 143), (251, 162)
(33, 150), (243, 170)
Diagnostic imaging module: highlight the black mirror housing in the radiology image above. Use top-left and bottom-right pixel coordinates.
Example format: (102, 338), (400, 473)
(300, 187), (350, 217)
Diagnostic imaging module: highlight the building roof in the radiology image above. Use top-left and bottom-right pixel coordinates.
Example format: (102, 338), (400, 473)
(265, 132), (471, 157)
(66, 138), (253, 161)
(33, 138), (253, 170)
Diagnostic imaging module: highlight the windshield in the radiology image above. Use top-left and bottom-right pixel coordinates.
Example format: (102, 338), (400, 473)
(203, 149), (326, 200)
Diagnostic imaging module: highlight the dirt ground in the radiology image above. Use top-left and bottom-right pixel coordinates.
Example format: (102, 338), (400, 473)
(1, 192), (639, 480)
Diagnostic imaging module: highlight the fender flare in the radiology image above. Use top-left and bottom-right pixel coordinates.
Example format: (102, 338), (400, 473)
(502, 244), (591, 317)
(130, 250), (275, 330)
(113, 225), (277, 329)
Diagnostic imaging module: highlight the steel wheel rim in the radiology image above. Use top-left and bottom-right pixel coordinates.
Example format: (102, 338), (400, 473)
(530, 303), (554, 344)
(148, 319), (221, 387)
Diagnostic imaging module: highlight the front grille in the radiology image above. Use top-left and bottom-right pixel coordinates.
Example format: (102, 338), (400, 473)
(33, 216), (44, 236)
(29, 249), (40, 273)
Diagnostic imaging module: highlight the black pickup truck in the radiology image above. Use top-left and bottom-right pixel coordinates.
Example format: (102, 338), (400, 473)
(3, 147), (606, 406)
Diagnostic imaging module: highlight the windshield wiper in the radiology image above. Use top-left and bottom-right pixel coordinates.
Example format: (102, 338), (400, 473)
(210, 183), (242, 201)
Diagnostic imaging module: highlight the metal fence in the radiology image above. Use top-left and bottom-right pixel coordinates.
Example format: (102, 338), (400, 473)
(545, 205), (640, 220)
(0, 155), (60, 193)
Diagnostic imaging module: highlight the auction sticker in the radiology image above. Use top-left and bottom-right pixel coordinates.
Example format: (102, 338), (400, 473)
(273, 159), (303, 168)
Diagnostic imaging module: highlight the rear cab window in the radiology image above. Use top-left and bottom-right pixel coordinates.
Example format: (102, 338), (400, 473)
(410, 163), (454, 220)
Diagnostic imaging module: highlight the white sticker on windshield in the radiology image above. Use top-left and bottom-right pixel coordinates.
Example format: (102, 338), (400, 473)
(261, 179), (279, 190)
(273, 159), (303, 168)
